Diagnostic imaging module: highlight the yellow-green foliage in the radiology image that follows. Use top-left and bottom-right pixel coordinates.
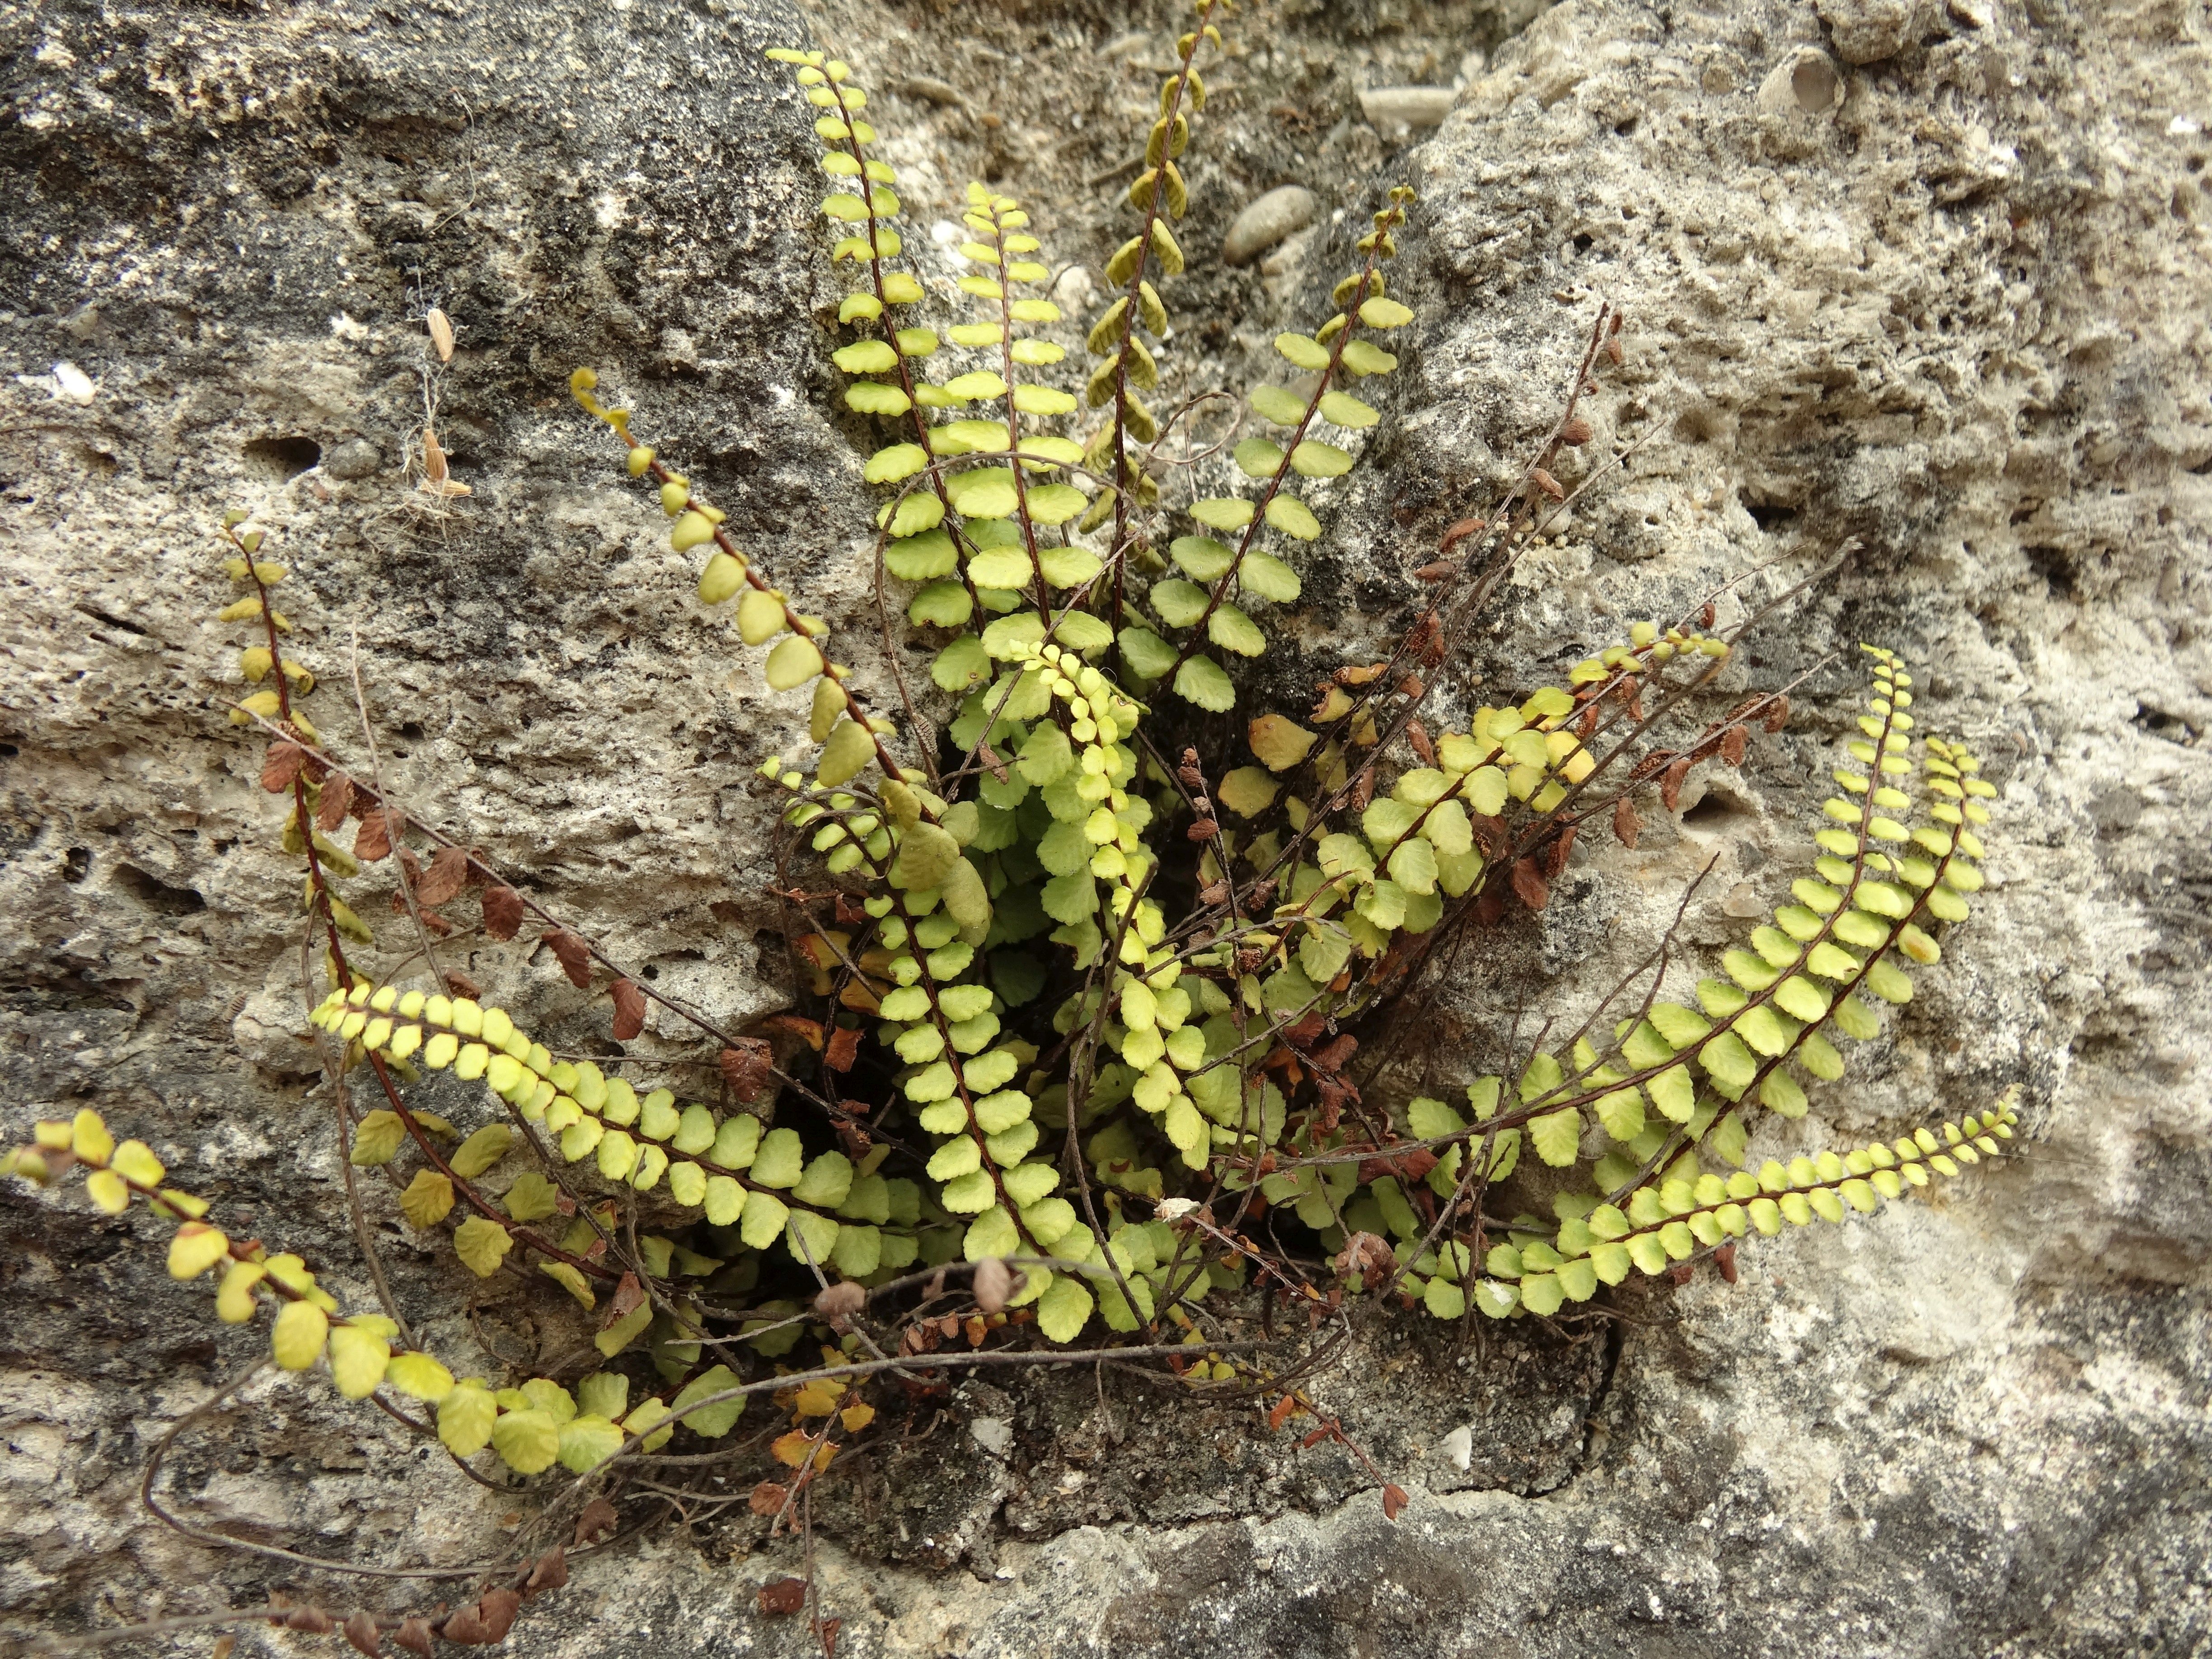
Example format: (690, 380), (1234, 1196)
(5, 1108), (700, 1475)
(571, 44), (2015, 1343)
(312, 980), (923, 1293)
(6, 14), (2020, 1519)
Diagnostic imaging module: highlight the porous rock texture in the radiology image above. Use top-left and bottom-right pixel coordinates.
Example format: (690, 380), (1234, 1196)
(3, 0), (2208, 1653)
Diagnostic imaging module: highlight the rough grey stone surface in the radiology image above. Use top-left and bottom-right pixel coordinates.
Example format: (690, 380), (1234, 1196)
(4, 0), (2209, 1654)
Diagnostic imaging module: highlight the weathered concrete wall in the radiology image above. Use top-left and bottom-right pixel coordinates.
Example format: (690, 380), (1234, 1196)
(3, 0), (2207, 1652)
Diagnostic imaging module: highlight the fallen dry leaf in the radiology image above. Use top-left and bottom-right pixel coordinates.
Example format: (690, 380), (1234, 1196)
(757, 1578), (806, 1617)
(481, 885), (524, 940)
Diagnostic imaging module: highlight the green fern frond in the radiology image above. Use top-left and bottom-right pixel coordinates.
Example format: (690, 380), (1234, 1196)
(1539, 648), (1996, 1182)
(1086, 1), (1231, 566)
(1346, 650), (2013, 1319)
(308, 982), (918, 1282)
(1472, 1092), (2021, 1317)
(5, 1107), (711, 1474)
(1137, 189), (1419, 708)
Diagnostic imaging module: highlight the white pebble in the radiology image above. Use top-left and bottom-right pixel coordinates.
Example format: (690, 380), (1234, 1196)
(1757, 49), (1842, 115)
(1442, 1425), (1473, 1472)
(1358, 86), (1457, 129)
(1221, 185), (1318, 267)
(1054, 265), (1096, 313)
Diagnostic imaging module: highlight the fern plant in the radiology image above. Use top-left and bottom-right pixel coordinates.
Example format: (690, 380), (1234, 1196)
(8, 15), (2020, 1651)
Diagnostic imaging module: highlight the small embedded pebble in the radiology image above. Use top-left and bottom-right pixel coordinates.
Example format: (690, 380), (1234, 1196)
(1722, 881), (1767, 919)
(1358, 85), (1457, 129)
(51, 361), (96, 404)
(1221, 184), (1318, 267)
(895, 75), (963, 107)
(1053, 264), (1096, 313)
(1757, 48), (1842, 114)
(324, 438), (381, 480)
(1816, 0), (1914, 64)
(1441, 1425), (1474, 1472)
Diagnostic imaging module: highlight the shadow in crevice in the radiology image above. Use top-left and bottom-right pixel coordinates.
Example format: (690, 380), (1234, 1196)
(1682, 786), (1756, 830)
(243, 435), (322, 480)
(111, 863), (205, 915)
